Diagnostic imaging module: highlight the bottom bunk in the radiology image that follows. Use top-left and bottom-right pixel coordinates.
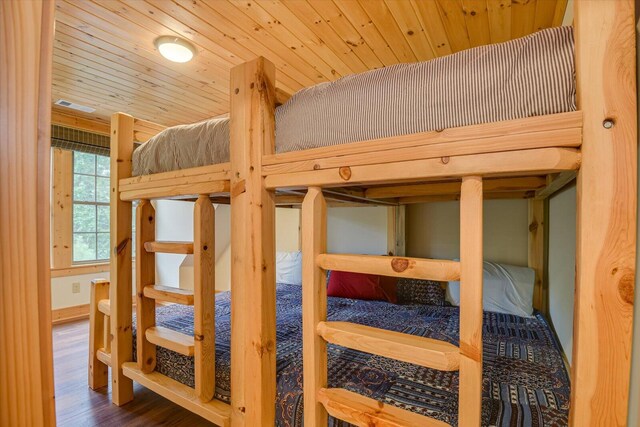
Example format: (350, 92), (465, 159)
(131, 282), (569, 427)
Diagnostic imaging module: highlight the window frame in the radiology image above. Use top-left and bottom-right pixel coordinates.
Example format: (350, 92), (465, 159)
(50, 148), (110, 277)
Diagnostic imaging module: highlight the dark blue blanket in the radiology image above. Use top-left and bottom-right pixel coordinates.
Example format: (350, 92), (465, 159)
(133, 284), (569, 426)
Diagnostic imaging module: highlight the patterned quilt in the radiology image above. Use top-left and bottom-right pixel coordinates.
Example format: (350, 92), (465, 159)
(132, 283), (570, 426)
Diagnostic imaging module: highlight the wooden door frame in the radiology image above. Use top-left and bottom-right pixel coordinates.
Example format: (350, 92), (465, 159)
(0, 0), (56, 425)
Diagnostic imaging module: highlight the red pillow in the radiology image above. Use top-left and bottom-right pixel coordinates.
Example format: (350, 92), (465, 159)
(327, 271), (398, 303)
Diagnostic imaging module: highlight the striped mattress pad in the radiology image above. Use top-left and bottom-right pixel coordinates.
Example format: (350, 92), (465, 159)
(132, 26), (575, 176)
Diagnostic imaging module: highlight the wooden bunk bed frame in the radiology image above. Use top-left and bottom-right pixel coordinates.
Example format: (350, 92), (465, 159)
(88, 1), (637, 425)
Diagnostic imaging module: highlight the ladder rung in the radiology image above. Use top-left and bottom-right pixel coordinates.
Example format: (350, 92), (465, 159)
(318, 388), (449, 427)
(143, 284), (194, 305)
(145, 326), (194, 356)
(144, 241), (194, 254)
(97, 299), (110, 316)
(317, 321), (460, 371)
(316, 254), (460, 282)
(96, 348), (111, 366)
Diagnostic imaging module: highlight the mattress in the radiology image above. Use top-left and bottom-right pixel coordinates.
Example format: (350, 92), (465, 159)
(132, 27), (575, 176)
(132, 284), (570, 426)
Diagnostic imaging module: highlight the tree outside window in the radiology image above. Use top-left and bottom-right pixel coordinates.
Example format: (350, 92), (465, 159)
(72, 152), (110, 263)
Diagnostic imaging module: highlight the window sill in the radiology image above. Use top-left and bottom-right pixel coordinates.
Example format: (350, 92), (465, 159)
(51, 263), (110, 278)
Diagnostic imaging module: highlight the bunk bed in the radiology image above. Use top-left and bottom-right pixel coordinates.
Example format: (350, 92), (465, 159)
(88, 1), (637, 426)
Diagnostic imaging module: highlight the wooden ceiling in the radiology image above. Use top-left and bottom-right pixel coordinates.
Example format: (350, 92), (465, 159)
(53, 0), (569, 127)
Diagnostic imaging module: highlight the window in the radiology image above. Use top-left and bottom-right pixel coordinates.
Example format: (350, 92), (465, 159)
(72, 152), (110, 263)
(51, 146), (138, 276)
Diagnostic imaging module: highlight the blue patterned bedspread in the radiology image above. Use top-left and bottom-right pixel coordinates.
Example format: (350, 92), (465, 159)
(132, 283), (569, 426)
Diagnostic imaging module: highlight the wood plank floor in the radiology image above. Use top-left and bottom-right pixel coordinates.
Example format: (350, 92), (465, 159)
(54, 320), (214, 426)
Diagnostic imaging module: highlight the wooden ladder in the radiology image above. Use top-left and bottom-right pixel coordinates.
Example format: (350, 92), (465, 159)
(301, 176), (483, 427)
(135, 195), (216, 402)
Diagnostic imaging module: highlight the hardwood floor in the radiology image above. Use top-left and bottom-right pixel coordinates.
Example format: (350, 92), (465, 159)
(53, 320), (214, 426)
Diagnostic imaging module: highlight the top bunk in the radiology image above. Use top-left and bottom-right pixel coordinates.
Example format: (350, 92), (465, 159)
(118, 26), (581, 204)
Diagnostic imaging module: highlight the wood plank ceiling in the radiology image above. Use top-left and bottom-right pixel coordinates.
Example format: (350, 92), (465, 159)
(53, 0), (569, 127)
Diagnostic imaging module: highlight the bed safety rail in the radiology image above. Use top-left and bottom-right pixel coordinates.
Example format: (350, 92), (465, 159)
(134, 195), (216, 402)
(302, 177), (484, 426)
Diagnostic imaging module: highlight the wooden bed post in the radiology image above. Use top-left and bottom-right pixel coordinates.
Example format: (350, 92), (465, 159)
(230, 57), (277, 426)
(302, 187), (328, 426)
(194, 195), (216, 402)
(528, 199), (547, 315)
(110, 112), (135, 405)
(89, 279), (110, 389)
(136, 200), (156, 374)
(572, 0), (637, 425)
(458, 176), (483, 426)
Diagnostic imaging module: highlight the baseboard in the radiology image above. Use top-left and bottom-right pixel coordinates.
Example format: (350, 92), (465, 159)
(52, 304), (90, 324)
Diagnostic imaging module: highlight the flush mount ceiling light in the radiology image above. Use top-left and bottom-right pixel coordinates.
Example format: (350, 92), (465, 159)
(154, 36), (196, 63)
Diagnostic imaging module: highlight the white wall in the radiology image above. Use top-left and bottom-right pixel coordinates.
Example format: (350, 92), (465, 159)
(277, 208), (301, 252)
(172, 204), (303, 291)
(159, 200), (232, 291)
(406, 199), (529, 266)
(327, 206), (388, 255)
(51, 266), (137, 310)
(547, 184), (576, 363)
(154, 201), (233, 291)
(155, 200), (195, 287)
(51, 272), (110, 310)
(405, 196), (577, 365)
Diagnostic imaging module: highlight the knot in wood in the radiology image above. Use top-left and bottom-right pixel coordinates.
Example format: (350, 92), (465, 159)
(391, 258), (409, 273)
(529, 221), (538, 232)
(194, 334), (204, 342)
(254, 339), (276, 356)
(619, 271), (635, 304)
(339, 166), (352, 181)
(115, 238), (130, 255)
(441, 156), (450, 164)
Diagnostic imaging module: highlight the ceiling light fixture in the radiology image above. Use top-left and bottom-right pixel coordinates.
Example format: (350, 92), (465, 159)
(154, 36), (196, 63)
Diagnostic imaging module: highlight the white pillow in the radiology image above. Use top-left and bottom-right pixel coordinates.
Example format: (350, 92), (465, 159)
(276, 251), (303, 285)
(446, 261), (535, 317)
